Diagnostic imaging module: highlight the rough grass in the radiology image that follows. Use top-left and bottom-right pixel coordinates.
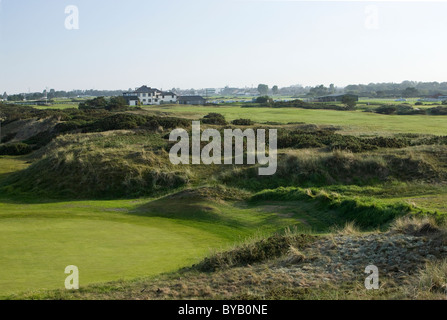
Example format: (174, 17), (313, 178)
(390, 215), (442, 236)
(415, 259), (447, 297)
(221, 148), (444, 191)
(194, 233), (316, 272)
(331, 221), (362, 236)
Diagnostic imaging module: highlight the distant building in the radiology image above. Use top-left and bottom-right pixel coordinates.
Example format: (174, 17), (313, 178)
(122, 95), (139, 106)
(123, 85), (177, 106)
(429, 93), (447, 100)
(314, 94), (359, 103)
(204, 88), (217, 97)
(178, 96), (206, 105)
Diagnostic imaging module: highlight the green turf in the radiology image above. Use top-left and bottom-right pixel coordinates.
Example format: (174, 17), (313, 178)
(0, 198), (221, 297)
(145, 105), (447, 135)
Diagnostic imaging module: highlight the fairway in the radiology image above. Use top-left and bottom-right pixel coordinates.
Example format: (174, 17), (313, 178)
(146, 105), (447, 135)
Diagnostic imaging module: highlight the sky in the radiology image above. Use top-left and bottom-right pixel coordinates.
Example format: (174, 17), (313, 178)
(0, 0), (447, 94)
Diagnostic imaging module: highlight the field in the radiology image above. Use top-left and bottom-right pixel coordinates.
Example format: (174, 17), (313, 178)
(144, 105), (447, 135)
(1, 101), (447, 300)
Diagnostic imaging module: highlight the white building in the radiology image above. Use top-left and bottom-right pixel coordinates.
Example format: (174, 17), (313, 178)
(123, 85), (177, 106)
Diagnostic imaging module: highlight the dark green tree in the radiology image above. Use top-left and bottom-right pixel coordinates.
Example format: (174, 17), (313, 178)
(402, 87), (419, 98)
(106, 96), (128, 111)
(341, 95), (357, 110)
(257, 84), (269, 95)
(309, 85), (329, 97)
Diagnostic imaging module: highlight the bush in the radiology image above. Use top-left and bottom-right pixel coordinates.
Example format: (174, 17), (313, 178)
(364, 137), (409, 148)
(341, 95), (357, 110)
(105, 96), (128, 111)
(151, 117), (190, 129)
(79, 97), (108, 110)
(231, 119), (254, 126)
(396, 105), (426, 115)
(255, 96), (272, 104)
(415, 102), (424, 106)
(0, 143), (33, 155)
(202, 113), (227, 125)
(88, 113), (148, 132)
(376, 105), (397, 115)
(428, 106), (447, 115)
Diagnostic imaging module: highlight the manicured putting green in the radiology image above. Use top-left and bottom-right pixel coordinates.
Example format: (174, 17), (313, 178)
(0, 201), (225, 297)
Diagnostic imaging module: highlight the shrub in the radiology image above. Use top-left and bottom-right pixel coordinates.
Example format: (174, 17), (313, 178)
(428, 106), (447, 115)
(88, 114), (148, 132)
(255, 96), (272, 104)
(376, 105), (397, 115)
(231, 119), (254, 126)
(79, 97), (108, 110)
(395, 104), (426, 115)
(151, 117), (190, 129)
(202, 113), (227, 125)
(105, 96), (128, 111)
(364, 137), (409, 149)
(341, 95), (357, 110)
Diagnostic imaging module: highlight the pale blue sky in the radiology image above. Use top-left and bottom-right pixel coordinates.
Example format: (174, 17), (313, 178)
(0, 0), (446, 93)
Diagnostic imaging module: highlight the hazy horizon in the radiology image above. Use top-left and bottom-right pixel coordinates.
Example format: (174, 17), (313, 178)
(1, 0), (447, 93)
